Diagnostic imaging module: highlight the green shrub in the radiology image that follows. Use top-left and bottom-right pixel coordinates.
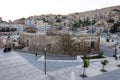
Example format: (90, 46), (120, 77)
(111, 39), (114, 42)
(98, 50), (103, 58)
(106, 38), (110, 42)
(101, 59), (109, 71)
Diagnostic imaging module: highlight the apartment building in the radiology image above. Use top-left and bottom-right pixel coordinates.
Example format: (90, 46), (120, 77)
(0, 23), (24, 36)
(35, 20), (51, 32)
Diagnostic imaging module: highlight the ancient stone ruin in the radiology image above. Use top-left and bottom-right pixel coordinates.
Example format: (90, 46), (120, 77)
(19, 32), (100, 56)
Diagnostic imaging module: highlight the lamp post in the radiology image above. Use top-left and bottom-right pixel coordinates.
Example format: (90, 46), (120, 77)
(88, 46), (91, 62)
(114, 43), (117, 60)
(44, 47), (47, 75)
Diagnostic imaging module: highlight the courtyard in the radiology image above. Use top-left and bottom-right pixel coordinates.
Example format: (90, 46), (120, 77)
(0, 47), (120, 80)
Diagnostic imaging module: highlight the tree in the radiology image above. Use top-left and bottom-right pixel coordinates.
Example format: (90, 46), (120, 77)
(117, 56), (120, 67)
(72, 19), (82, 28)
(106, 38), (110, 42)
(86, 17), (91, 26)
(91, 19), (96, 25)
(107, 18), (114, 23)
(11, 28), (17, 32)
(101, 60), (109, 72)
(1, 27), (5, 32)
(42, 18), (48, 22)
(72, 18), (95, 28)
(82, 20), (85, 27)
(73, 22), (80, 28)
(112, 9), (120, 12)
(57, 26), (62, 30)
(80, 59), (89, 78)
(110, 22), (120, 33)
(81, 17), (91, 26)
(56, 18), (62, 22)
(6, 27), (10, 32)
(78, 19), (82, 27)
(98, 50), (104, 58)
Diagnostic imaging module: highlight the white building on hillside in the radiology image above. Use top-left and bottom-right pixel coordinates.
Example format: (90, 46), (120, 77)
(25, 19), (51, 32)
(0, 23), (24, 31)
(25, 19), (35, 27)
(35, 20), (51, 32)
(0, 23), (24, 36)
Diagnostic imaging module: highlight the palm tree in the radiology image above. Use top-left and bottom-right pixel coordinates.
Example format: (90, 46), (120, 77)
(80, 59), (89, 78)
(101, 60), (109, 72)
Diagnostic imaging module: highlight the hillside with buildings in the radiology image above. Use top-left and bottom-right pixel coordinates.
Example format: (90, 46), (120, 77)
(0, 4), (120, 80)
(0, 5), (120, 49)
(13, 5), (120, 30)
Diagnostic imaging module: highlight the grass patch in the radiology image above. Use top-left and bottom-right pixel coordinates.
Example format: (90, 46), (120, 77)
(81, 55), (105, 59)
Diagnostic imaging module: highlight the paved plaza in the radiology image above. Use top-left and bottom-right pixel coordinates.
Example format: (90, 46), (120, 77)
(1, 48), (120, 80)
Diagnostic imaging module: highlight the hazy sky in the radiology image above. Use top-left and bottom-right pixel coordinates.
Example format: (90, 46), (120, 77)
(0, 0), (120, 21)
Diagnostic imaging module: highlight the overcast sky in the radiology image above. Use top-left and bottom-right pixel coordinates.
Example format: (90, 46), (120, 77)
(0, 0), (120, 21)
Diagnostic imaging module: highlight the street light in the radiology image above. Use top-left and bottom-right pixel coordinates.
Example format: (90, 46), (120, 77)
(113, 43), (117, 60)
(44, 47), (47, 75)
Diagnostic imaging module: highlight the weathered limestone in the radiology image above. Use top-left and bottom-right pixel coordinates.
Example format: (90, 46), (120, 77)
(19, 32), (100, 56)
(0, 38), (4, 48)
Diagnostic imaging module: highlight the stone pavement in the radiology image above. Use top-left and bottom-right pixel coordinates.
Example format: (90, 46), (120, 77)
(47, 57), (120, 80)
(85, 69), (120, 80)
(1, 48), (120, 80)
(0, 49), (50, 80)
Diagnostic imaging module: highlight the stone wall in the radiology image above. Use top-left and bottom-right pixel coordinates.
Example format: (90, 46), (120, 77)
(20, 32), (100, 56)
(0, 38), (4, 48)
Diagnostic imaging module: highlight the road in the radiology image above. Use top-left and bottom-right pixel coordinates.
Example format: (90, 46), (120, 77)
(17, 51), (82, 72)
(100, 45), (114, 57)
(100, 36), (120, 57)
